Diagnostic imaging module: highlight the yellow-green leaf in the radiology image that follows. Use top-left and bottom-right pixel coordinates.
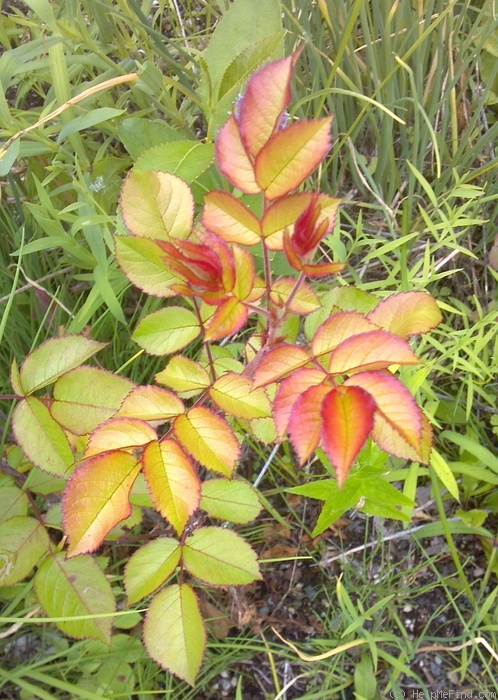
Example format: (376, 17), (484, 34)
(19, 335), (106, 394)
(12, 397), (74, 477)
(84, 418), (157, 458)
(183, 527), (262, 585)
(35, 552), (115, 643)
(155, 355), (211, 396)
(119, 170), (194, 240)
(124, 538), (181, 604)
(209, 373), (271, 420)
(51, 367), (135, 435)
(144, 583), (205, 686)
(200, 479), (262, 523)
(0, 516), (49, 587)
(115, 235), (181, 297)
(132, 307), (201, 356)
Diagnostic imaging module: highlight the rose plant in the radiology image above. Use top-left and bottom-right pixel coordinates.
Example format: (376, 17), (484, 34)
(4, 51), (441, 685)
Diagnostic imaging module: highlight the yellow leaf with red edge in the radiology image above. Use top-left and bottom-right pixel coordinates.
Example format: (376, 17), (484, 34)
(255, 118), (332, 200)
(270, 278), (320, 315)
(174, 407), (240, 477)
(209, 373), (271, 420)
(366, 291), (442, 339)
(202, 191), (261, 246)
(273, 368), (328, 439)
(329, 330), (420, 375)
(142, 439), (200, 535)
(119, 171), (194, 240)
(84, 417), (157, 458)
(115, 385), (184, 422)
(289, 384), (332, 463)
(312, 312), (379, 369)
(63, 451), (140, 557)
(204, 297), (248, 341)
(215, 115), (261, 194)
(321, 385), (376, 488)
(252, 345), (312, 388)
(344, 371), (424, 454)
(155, 356), (211, 396)
(238, 52), (299, 158)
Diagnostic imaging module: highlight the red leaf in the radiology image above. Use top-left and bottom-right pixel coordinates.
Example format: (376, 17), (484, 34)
(288, 384), (332, 463)
(321, 386), (376, 487)
(273, 368), (328, 438)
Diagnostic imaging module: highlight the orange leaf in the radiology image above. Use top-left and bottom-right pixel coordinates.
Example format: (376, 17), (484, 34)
(84, 417), (157, 458)
(321, 386), (376, 487)
(238, 52), (299, 158)
(215, 115), (261, 194)
(254, 118), (332, 200)
(289, 384), (332, 464)
(203, 297), (248, 341)
(329, 330), (420, 375)
(142, 439), (200, 535)
(63, 451), (140, 557)
(311, 312), (379, 370)
(343, 371), (424, 455)
(251, 345), (312, 388)
(202, 191), (261, 246)
(173, 407), (240, 477)
(366, 291), (442, 339)
(273, 368), (328, 439)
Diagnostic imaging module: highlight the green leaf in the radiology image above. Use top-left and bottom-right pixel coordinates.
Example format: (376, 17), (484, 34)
(12, 397), (74, 477)
(117, 117), (184, 159)
(34, 552), (115, 643)
(201, 0), (282, 103)
(0, 485), (29, 524)
(0, 138), (20, 177)
(57, 108), (125, 143)
(132, 307), (201, 356)
(430, 449), (460, 500)
(200, 479), (262, 523)
(51, 367), (135, 435)
(124, 537), (181, 605)
(441, 430), (498, 475)
(0, 516), (49, 587)
(10, 358), (24, 396)
(183, 527), (262, 585)
(19, 335), (106, 394)
(144, 583), (205, 686)
(134, 142), (215, 183)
